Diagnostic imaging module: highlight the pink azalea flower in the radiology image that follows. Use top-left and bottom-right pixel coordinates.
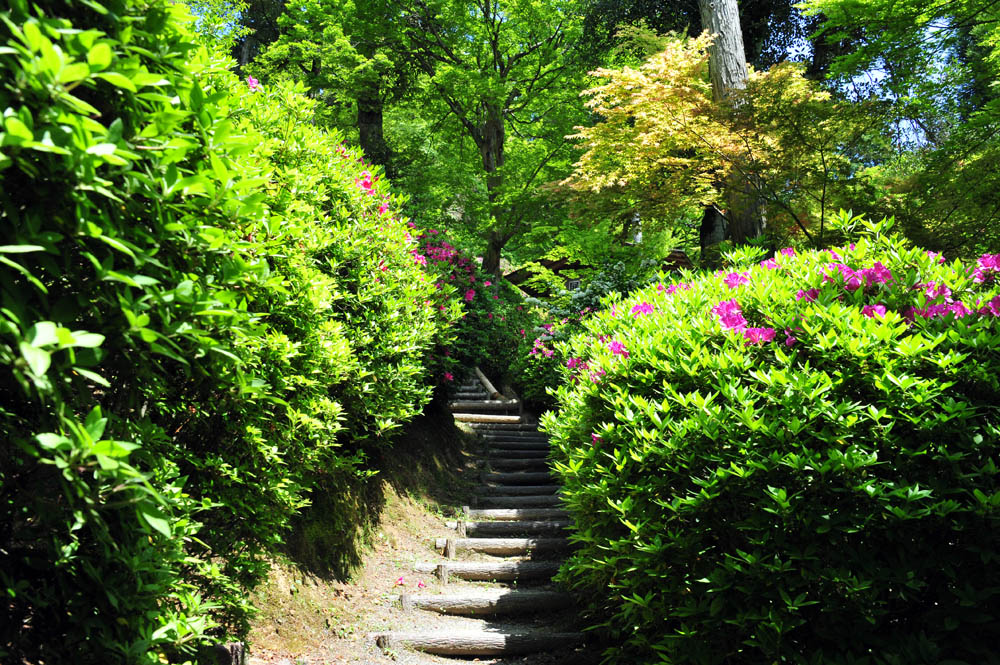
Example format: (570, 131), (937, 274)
(861, 304), (887, 318)
(927, 251), (945, 264)
(918, 281), (952, 302)
(860, 262), (893, 286)
(378, 202), (390, 215)
(973, 254), (1000, 283)
(443, 372), (453, 382)
(464, 289), (475, 302)
(949, 301), (972, 318)
(246, 75), (260, 91)
(724, 271), (751, 289)
(631, 302), (654, 317)
(824, 263), (862, 291)
(979, 295), (1000, 316)
(760, 258), (779, 270)
(591, 433), (602, 444)
(796, 288), (820, 302)
(779, 247), (796, 257)
(417, 580), (427, 589)
(665, 282), (690, 295)
(395, 576), (405, 586)
(484, 280), (492, 287)
(607, 340), (629, 357)
(589, 369), (606, 383)
(743, 327), (776, 345)
(656, 283), (665, 292)
(711, 299), (747, 331)
(784, 329), (797, 347)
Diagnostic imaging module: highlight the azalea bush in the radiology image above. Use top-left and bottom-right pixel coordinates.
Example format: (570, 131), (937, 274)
(414, 227), (531, 384)
(544, 214), (1000, 664)
(0, 0), (451, 661)
(512, 261), (656, 411)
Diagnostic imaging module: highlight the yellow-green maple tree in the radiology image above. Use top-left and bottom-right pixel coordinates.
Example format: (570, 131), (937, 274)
(562, 33), (872, 247)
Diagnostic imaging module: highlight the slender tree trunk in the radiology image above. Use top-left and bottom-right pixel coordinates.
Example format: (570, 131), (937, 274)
(697, 0), (763, 244)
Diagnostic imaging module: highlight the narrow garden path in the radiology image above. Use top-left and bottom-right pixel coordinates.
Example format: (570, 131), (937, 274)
(374, 371), (587, 660)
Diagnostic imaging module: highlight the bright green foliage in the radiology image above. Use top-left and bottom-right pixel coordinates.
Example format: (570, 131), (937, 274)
(544, 216), (1000, 663)
(0, 0), (454, 661)
(800, 0), (1000, 257)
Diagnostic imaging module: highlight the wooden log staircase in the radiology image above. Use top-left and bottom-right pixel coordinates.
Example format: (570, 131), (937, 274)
(374, 370), (586, 658)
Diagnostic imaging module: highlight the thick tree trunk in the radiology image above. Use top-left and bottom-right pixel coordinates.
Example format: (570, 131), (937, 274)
(478, 106), (507, 275)
(697, 0), (763, 244)
(357, 85), (392, 173)
(697, 0), (749, 103)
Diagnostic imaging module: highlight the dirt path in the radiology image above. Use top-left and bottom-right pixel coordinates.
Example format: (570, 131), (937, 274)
(244, 378), (600, 665)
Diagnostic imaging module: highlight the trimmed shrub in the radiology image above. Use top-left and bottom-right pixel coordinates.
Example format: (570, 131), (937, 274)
(0, 0), (451, 661)
(544, 216), (1000, 664)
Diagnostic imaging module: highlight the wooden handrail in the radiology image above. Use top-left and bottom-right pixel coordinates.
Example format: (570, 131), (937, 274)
(474, 366), (503, 400)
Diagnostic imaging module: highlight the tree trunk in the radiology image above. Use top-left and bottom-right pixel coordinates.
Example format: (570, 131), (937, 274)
(697, 0), (748, 103)
(697, 0), (763, 244)
(357, 84), (392, 173)
(478, 106), (507, 275)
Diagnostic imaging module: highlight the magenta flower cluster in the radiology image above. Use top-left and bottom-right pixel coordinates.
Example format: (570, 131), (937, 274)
(711, 299), (777, 345)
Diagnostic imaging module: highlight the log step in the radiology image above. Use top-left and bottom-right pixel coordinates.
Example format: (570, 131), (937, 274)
(434, 537), (571, 556)
(464, 507), (569, 520)
(475, 484), (561, 495)
(486, 443), (550, 452)
(466, 423), (539, 431)
(483, 471), (552, 484)
(481, 432), (549, 439)
(453, 413), (523, 424)
(375, 630), (584, 656)
(487, 458), (550, 471)
(478, 495), (564, 507)
(413, 560), (560, 581)
(449, 399), (521, 412)
(489, 448), (548, 458)
(447, 520), (571, 536)
(400, 589), (573, 615)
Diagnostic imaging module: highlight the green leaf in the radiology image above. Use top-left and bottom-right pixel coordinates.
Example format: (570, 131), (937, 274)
(35, 433), (72, 452)
(86, 143), (118, 156)
(73, 366), (110, 386)
(0, 245), (46, 253)
(27, 321), (59, 347)
(19, 342), (50, 375)
(95, 72), (137, 92)
(138, 504), (172, 537)
(87, 42), (112, 69)
(69, 331), (105, 348)
(3, 116), (33, 143)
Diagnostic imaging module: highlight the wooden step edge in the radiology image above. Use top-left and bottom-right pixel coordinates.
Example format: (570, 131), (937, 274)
(474, 484), (562, 495)
(398, 589), (573, 615)
(453, 413), (523, 424)
(434, 537), (572, 556)
(413, 561), (560, 582)
(477, 495), (565, 507)
(375, 630), (585, 657)
(462, 507), (569, 520)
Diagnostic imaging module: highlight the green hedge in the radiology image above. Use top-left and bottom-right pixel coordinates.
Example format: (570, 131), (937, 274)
(0, 0), (456, 661)
(544, 216), (1000, 664)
